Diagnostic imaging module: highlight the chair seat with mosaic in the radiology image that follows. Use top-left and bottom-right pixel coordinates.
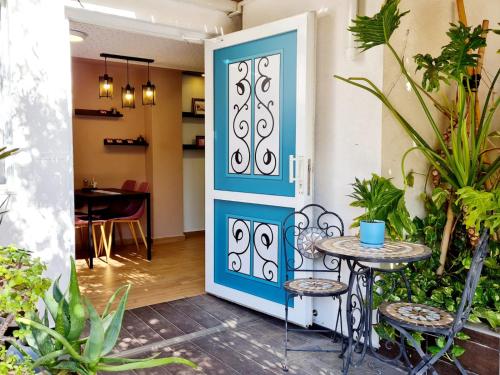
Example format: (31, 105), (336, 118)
(281, 204), (348, 371)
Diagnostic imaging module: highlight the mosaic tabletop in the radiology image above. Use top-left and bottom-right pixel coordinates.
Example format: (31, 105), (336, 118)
(315, 236), (432, 263)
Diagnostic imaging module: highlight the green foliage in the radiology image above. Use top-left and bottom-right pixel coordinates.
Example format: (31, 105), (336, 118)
(0, 147), (19, 161)
(337, 1), (499, 192)
(0, 345), (33, 375)
(456, 187), (500, 232)
(414, 23), (487, 91)
(0, 246), (51, 337)
(349, 174), (415, 239)
(348, 0), (409, 51)
(19, 258), (197, 375)
(374, 193), (500, 334)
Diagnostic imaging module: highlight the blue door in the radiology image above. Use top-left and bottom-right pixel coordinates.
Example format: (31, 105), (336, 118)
(214, 31), (297, 196)
(206, 13), (316, 323)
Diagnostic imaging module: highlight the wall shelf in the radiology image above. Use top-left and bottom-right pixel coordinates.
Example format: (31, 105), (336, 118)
(75, 109), (123, 118)
(183, 144), (204, 150)
(104, 139), (148, 147)
(182, 112), (204, 120)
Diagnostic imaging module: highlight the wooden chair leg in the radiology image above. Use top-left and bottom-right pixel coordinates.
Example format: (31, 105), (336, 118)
(92, 224), (99, 258)
(135, 220), (148, 250)
(107, 221), (114, 256)
(99, 223), (110, 262)
(128, 222), (140, 252)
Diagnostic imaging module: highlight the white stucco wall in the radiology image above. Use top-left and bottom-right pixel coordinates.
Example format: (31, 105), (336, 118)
(243, 0), (384, 328)
(0, 0), (74, 288)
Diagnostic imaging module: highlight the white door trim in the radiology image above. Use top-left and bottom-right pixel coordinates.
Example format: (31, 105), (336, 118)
(205, 11), (316, 325)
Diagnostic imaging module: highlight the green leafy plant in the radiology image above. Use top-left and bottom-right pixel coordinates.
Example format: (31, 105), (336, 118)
(0, 246), (51, 340)
(456, 187), (500, 233)
(0, 345), (33, 375)
(335, 0), (499, 275)
(349, 174), (415, 239)
(373, 192), (500, 334)
(17, 259), (196, 374)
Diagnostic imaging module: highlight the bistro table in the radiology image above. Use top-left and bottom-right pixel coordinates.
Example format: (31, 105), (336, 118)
(75, 188), (152, 269)
(315, 236), (432, 374)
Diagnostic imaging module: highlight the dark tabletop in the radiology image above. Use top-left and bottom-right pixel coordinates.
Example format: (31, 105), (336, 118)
(75, 188), (149, 201)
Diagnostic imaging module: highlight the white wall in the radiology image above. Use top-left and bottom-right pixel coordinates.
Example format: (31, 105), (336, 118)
(243, 0), (384, 329)
(182, 75), (205, 232)
(0, 0), (74, 287)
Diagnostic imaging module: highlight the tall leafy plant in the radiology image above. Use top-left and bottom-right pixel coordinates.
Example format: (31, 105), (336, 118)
(17, 259), (196, 374)
(335, 0), (499, 274)
(349, 174), (414, 239)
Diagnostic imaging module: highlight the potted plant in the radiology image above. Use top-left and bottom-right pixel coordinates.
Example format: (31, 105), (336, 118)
(349, 174), (414, 247)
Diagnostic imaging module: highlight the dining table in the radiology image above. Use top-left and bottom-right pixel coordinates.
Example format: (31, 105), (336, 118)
(315, 236), (432, 374)
(74, 188), (152, 269)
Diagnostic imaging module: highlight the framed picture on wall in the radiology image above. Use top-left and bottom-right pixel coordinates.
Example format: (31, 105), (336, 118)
(191, 98), (205, 115)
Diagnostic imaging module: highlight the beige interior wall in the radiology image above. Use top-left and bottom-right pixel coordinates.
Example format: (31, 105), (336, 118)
(382, 0), (500, 217)
(72, 58), (184, 239)
(72, 58), (148, 188)
(182, 75), (205, 232)
(147, 68), (184, 238)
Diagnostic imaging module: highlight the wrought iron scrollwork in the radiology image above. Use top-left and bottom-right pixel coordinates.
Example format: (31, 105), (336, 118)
(253, 222), (278, 282)
(254, 56), (277, 175)
(228, 219), (250, 273)
(230, 61), (251, 174)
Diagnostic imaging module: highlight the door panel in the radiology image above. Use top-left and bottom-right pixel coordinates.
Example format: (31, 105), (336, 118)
(214, 199), (294, 305)
(206, 12), (316, 325)
(214, 31), (297, 196)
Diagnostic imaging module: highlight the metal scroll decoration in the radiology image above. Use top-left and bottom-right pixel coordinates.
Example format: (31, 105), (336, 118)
(253, 222), (279, 282)
(228, 218), (251, 274)
(254, 54), (280, 176)
(228, 61), (252, 174)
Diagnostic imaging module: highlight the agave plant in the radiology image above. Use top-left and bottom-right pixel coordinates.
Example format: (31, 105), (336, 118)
(335, 0), (499, 274)
(0, 146), (19, 161)
(349, 174), (414, 240)
(16, 259), (196, 374)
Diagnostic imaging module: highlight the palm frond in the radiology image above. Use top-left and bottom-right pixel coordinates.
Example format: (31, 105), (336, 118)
(348, 0), (409, 51)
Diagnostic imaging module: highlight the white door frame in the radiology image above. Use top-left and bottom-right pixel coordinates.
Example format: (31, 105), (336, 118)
(204, 12), (316, 325)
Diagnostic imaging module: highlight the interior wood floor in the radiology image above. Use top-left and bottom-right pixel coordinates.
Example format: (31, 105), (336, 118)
(76, 234), (205, 312)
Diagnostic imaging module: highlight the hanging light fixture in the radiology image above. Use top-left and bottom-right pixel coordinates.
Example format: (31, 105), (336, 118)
(142, 62), (156, 105)
(99, 57), (113, 98)
(121, 60), (135, 108)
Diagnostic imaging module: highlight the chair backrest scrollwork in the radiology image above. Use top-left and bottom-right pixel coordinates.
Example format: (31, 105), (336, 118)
(452, 230), (490, 333)
(282, 204), (344, 279)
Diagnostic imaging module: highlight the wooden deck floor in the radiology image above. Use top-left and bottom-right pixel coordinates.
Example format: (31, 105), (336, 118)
(76, 234), (205, 311)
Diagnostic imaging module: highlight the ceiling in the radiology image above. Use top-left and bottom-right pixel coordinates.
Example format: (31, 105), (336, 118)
(70, 21), (205, 71)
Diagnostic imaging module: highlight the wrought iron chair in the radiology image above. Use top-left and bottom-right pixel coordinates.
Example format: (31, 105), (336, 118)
(281, 204), (349, 371)
(378, 231), (490, 375)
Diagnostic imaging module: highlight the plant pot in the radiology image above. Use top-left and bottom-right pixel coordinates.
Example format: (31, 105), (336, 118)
(360, 220), (385, 248)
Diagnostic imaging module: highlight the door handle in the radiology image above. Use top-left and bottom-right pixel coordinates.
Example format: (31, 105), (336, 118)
(289, 155), (296, 183)
(289, 155), (306, 194)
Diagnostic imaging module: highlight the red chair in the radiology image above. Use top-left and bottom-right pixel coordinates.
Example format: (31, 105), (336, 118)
(107, 182), (149, 253)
